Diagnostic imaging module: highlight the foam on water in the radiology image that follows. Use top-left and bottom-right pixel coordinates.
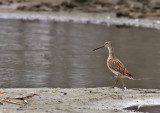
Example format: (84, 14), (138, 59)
(0, 11), (160, 29)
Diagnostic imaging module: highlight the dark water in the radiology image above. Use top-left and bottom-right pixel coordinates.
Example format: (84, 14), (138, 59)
(0, 19), (160, 89)
(125, 105), (160, 113)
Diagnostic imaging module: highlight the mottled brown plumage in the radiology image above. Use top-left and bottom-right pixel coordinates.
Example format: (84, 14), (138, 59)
(107, 58), (133, 79)
(93, 42), (133, 89)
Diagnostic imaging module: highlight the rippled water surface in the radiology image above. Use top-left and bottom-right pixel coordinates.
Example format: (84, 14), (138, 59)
(0, 19), (160, 89)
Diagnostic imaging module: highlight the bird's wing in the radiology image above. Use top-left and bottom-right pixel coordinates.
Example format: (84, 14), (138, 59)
(108, 58), (132, 78)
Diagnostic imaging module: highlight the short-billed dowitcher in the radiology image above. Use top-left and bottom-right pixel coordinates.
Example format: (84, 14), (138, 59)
(93, 42), (133, 90)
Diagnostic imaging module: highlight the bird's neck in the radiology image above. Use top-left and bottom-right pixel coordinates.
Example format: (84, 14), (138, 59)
(108, 46), (115, 58)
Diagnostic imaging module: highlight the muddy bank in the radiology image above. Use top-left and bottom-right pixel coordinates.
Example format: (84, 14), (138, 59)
(0, 87), (160, 113)
(1, 0), (160, 19)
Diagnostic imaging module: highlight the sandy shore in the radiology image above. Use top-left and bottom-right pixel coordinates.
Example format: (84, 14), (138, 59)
(0, 87), (160, 113)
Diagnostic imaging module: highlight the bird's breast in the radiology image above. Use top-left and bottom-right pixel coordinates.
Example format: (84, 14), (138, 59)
(107, 58), (120, 76)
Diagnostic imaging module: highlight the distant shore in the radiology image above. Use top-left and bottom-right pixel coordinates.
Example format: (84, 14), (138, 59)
(1, 0), (160, 20)
(0, 0), (159, 29)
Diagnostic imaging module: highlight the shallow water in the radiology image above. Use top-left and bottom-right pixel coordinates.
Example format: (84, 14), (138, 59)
(0, 19), (160, 89)
(125, 105), (160, 113)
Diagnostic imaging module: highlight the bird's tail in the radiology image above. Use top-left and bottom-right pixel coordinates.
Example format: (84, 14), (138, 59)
(127, 74), (134, 80)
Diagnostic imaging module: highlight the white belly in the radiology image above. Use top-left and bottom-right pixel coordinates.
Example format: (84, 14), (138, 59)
(107, 59), (121, 76)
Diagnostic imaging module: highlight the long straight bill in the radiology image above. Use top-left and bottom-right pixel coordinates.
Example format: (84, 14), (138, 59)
(92, 45), (104, 51)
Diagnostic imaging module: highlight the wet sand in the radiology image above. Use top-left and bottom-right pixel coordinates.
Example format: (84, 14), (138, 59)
(0, 87), (160, 113)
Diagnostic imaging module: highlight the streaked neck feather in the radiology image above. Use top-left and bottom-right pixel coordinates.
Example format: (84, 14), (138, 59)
(108, 46), (115, 59)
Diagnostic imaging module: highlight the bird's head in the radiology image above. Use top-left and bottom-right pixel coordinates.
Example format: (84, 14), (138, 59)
(104, 42), (112, 47)
(93, 41), (112, 51)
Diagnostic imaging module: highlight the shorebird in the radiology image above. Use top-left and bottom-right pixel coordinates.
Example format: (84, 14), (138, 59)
(93, 42), (133, 90)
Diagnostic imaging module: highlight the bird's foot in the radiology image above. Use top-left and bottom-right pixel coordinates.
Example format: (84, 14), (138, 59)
(123, 86), (127, 90)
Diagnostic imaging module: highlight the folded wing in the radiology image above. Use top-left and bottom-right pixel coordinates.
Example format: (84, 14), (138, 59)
(108, 58), (133, 78)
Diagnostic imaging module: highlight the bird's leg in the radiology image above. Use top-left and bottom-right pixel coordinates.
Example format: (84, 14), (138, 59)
(119, 77), (127, 90)
(111, 77), (119, 88)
